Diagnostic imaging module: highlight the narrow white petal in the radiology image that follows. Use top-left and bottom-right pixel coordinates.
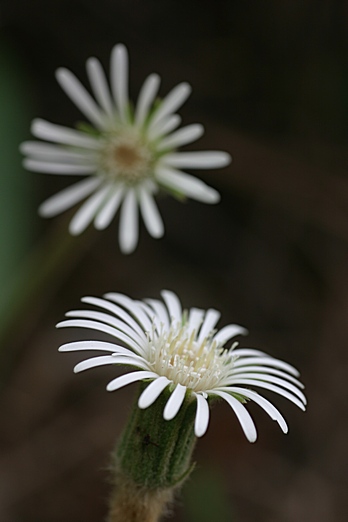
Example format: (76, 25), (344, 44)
(157, 124), (204, 151)
(74, 355), (116, 372)
(110, 44), (128, 121)
(56, 319), (142, 353)
(104, 293), (153, 331)
(94, 186), (125, 229)
(31, 119), (101, 149)
(39, 177), (101, 217)
(198, 309), (221, 344)
(119, 189), (139, 254)
(20, 142), (97, 163)
(56, 68), (105, 129)
(86, 57), (114, 117)
(156, 166), (220, 203)
(144, 298), (170, 331)
(148, 82), (191, 131)
(148, 115), (181, 140)
(58, 340), (136, 356)
(69, 185), (111, 235)
(135, 73), (161, 127)
(163, 151), (231, 169)
(188, 307), (204, 334)
(82, 296), (146, 340)
(138, 376), (171, 409)
(227, 374), (306, 405)
(213, 324), (248, 345)
(107, 370), (158, 391)
(230, 348), (266, 357)
(230, 366), (304, 388)
(139, 187), (164, 238)
(194, 394), (210, 437)
(212, 390), (257, 443)
(23, 159), (96, 175)
(163, 383), (187, 420)
(230, 386), (288, 433)
(232, 355), (300, 377)
(161, 290), (182, 323)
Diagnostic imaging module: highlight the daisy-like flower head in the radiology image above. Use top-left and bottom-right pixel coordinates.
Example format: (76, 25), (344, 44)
(57, 290), (306, 441)
(21, 44), (231, 253)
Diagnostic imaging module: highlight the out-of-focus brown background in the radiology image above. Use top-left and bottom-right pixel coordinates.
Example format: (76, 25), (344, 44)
(0, 1), (347, 521)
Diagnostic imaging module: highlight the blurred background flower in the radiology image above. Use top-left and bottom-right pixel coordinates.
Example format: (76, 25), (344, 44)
(0, 1), (347, 521)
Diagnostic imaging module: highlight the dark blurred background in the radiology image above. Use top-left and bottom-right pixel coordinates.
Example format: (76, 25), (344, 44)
(0, 1), (348, 521)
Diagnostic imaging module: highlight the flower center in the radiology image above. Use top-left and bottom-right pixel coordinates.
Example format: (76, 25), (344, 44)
(101, 131), (153, 184)
(148, 322), (232, 392)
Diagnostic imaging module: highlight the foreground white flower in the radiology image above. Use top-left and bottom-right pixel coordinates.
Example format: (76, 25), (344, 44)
(57, 290), (306, 441)
(21, 44), (231, 253)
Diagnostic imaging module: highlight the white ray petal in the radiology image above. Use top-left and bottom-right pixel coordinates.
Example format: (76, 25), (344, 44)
(138, 376), (171, 409)
(74, 354), (148, 373)
(86, 57), (114, 117)
(227, 373), (306, 405)
(135, 73), (161, 127)
(139, 187), (164, 238)
(155, 166), (220, 203)
(161, 290), (182, 323)
(144, 298), (170, 331)
(104, 293), (153, 332)
(148, 115), (181, 140)
(188, 308), (204, 334)
(194, 394), (210, 437)
(23, 159), (96, 174)
(69, 185), (111, 235)
(163, 151), (231, 169)
(31, 119), (101, 149)
(198, 309), (221, 344)
(119, 189), (139, 254)
(94, 186), (125, 229)
(157, 124), (204, 151)
(20, 142), (97, 163)
(110, 44), (128, 122)
(107, 370), (158, 392)
(163, 383), (187, 420)
(82, 296), (146, 340)
(213, 324), (248, 345)
(56, 319), (143, 353)
(39, 177), (101, 217)
(232, 355), (300, 377)
(211, 390), (257, 443)
(148, 82), (191, 131)
(230, 366), (304, 388)
(56, 68), (105, 129)
(230, 386), (288, 433)
(58, 340), (136, 356)
(230, 348), (266, 357)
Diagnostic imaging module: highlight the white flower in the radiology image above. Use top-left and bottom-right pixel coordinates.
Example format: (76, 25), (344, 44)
(21, 44), (231, 253)
(57, 290), (306, 441)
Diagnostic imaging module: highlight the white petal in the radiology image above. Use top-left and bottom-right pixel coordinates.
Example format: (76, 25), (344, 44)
(230, 348), (266, 357)
(104, 293), (153, 331)
(56, 68), (105, 129)
(82, 295), (146, 340)
(31, 119), (101, 149)
(86, 57), (114, 117)
(39, 177), (101, 217)
(230, 366), (304, 388)
(69, 185), (111, 235)
(157, 124), (204, 151)
(194, 394), (210, 437)
(232, 355), (300, 377)
(144, 298), (170, 331)
(139, 187), (164, 238)
(187, 307), (204, 334)
(212, 390), (257, 443)
(161, 290), (182, 323)
(156, 166), (220, 203)
(119, 189), (139, 254)
(58, 340), (136, 356)
(148, 115), (181, 140)
(94, 186), (125, 229)
(213, 324), (248, 345)
(107, 370), (158, 392)
(74, 354), (116, 372)
(198, 309), (221, 344)
(163, 383), (187, 420)
(110, 44), (128, 122)
(135, 73), (161, 127)
(20, 142), (97, 163)
(148, 82), (191, 131)
(23, 159), (96, 174)
(138, 376), (171, 409)
(230, 386), (288, 433)
(163, 151), (231, 169)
